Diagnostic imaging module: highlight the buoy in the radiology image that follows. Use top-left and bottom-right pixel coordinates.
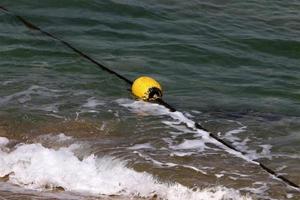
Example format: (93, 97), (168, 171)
(131, 76), (163, 101)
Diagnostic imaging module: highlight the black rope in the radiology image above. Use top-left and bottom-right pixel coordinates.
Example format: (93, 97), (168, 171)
(0, 6), (132, 85)
(1, 5), (299, 191)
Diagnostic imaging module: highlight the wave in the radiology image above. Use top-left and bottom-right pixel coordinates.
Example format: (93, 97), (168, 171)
(0, 136), (250, 200)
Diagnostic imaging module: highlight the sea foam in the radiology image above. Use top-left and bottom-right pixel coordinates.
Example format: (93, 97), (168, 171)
(0, 138), (251, 200)
(116, 99), (251, 160)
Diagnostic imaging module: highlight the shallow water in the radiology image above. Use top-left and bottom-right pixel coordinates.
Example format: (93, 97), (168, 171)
(0, 0), (300, 199)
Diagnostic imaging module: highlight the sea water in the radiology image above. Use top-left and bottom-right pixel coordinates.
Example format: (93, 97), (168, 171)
(0, 1), (299, 199)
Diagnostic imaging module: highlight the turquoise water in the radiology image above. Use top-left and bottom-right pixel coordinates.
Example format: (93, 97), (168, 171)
(0, 1), (300, 199)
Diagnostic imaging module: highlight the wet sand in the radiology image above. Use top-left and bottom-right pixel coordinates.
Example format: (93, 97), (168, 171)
(0, 116), (299, 199)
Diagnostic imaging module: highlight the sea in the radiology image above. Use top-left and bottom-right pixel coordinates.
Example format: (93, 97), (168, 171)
(0, 1), (300, 199)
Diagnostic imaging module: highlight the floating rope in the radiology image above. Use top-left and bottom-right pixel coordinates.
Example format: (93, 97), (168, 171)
(0, 5), (299, 191)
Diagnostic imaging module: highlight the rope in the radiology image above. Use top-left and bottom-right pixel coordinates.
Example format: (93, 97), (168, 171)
(1, 5), (299, 191)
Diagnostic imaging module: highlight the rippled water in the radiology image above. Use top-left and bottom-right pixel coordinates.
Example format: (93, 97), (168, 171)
(0, 1), (300, 199)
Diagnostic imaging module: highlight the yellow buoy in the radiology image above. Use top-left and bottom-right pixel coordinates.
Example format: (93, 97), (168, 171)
(131, 76), (163, 101)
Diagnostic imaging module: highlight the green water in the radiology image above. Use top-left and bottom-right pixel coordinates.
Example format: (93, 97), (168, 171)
(0, 1), (300, 199)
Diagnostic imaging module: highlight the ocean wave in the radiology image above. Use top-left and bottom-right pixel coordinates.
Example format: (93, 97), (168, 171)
(116, 98), (256, 162)
(0, 85), (63, 106)
(0, 137), (251, 200)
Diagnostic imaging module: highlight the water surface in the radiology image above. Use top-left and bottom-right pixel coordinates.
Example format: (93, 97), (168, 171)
(0, 1), (300, 199)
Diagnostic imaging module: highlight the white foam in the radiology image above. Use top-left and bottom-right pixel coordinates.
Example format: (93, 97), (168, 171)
(36, 103), (60, 113)
(134, 151), (208, 175)
(116, 98), (300, 193)
(258, 144), (272, 159)
(276, 165), (287, 172)
(224, 125), (275, 160)
(128, 143), (154, 150)
(241, 182), (272, 200)
(82, 97), (104, 109)
(220, 171), (250, 178)
(0, 85), (62, 105)
(215, 174), (224, 178)
(1, 80), (15, 86)
(224, 127), (258, 160)
(46, 113), (66, 119)
(162, 120), (193, 134)
(116, 99), (204, 136)
(0, 137), (9, 146)
(172, 139), (206, 151)
(116, 98), (170, 116)
(116, 98), (257, 163)
(73, 97), (105, 119)
(170, 151), (195, 157)
(225, 126), (247, 143)
(0, 140), (251, 200)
